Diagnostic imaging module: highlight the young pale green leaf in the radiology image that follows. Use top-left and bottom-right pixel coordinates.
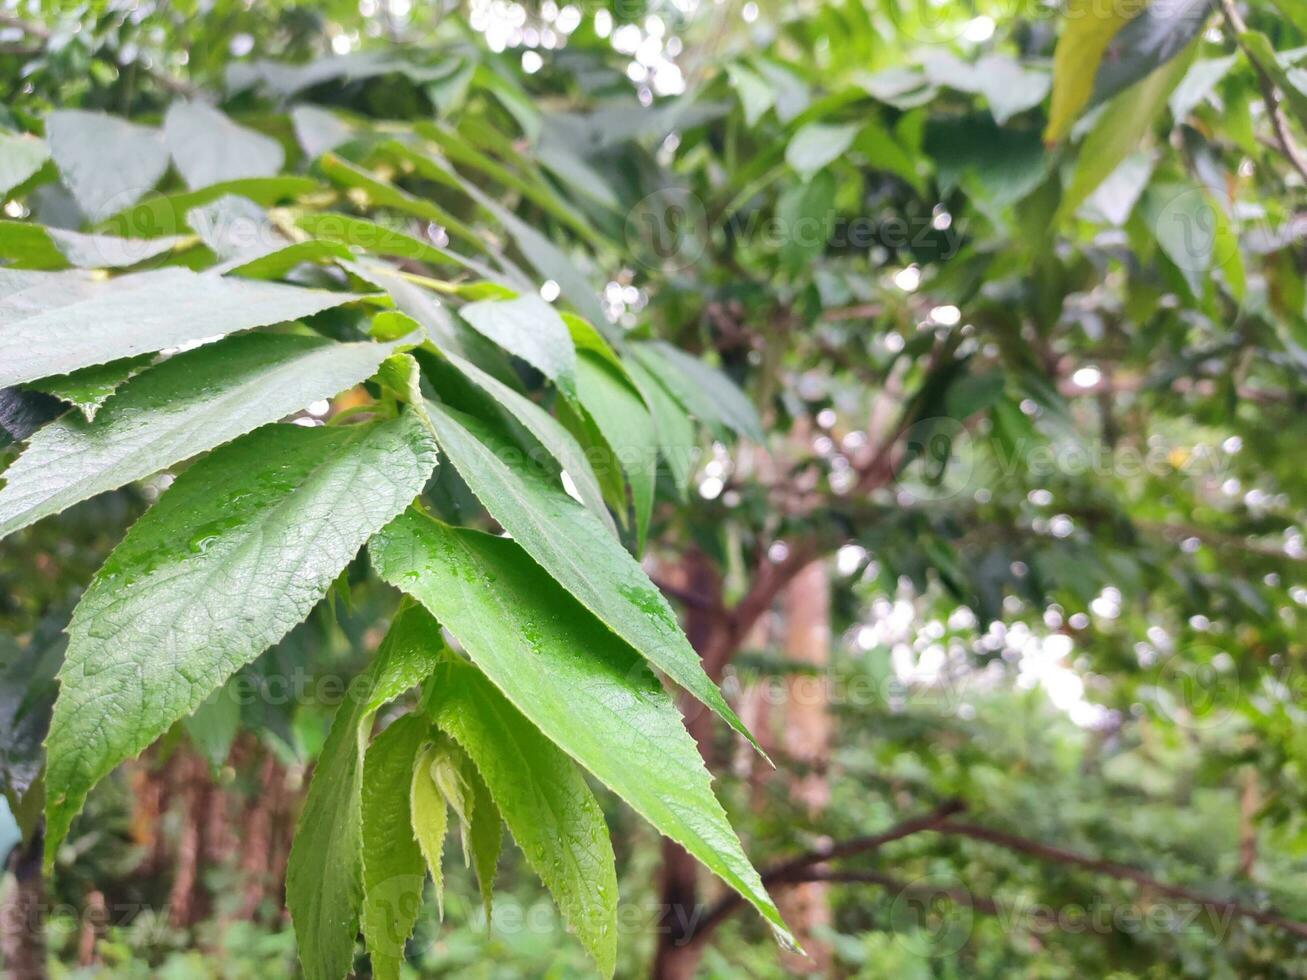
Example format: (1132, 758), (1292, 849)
(410, 741), (449, 918)
(288, 603), (445, 980)
(45, 110), (170, 220)
(431, 660), (619, 977)
(25, 354), (153, 421)
(624, 357), (697, 498)
(164, 101), (285, 189)
(1045, 0), (1142, 143)
(632, 342), (764, 442)
(361, 714), (427, 980)
(785, 121), (857, 182)
(44, 413), (439, 868)
(0, 221), (187, 271)
(424, 733), (501, 916)
(436, 348), (616, 536)
(458, 294), (577, 398)
(370, 513), (793, 947)
(0, 133), (49, 198)
(1058, 41), (1196, 222)
(0, 266), (364, 389)
(0, 332), (394, 539)
(574, 351), (658, 551)
(419, 401), (758, 751)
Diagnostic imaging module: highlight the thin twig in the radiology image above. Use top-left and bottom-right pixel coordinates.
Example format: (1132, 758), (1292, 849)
(1218, 0), (1307, 184)
(936, 818), (1307, 941)
(686, 804), (1307, 947)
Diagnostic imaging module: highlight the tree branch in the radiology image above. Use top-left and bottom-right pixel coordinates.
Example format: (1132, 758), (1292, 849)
(689, 801), (965, 941)
(1218, 0), (1307, 184)
(685, 805), (1307, 950)
(934, 819), (1307, 940)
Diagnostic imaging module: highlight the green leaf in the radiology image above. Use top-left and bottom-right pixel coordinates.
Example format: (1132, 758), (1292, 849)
(0, 266), (363, 389)
(410, 741), (449, 918)
(0, 221), (186, 271)
(183, 679), (241, 771)
(44, 413), (439, 867)
(1169, 56), (1237, 121)
(292, 105), (354, 159)
(975, 55), (1051, 126)
(1059, 41), (1197, 222)
(1090, 0), (1212, 106)
(633, 342), (764, 442)
(185, 194), (278, 260)
(103, 176), (325, 238)
(467, 189), (610, 329)
(0, 132), (49, 198)
(574, 351), (658, 551)
(624, 356), (698, 498)
(1240, 32), (1307, 131)
(164, 101), (285, 189)
(423, 733), (500, 916)
(785, 121), (857, 182)
(419, 401), (758, 750)
(431, 660), (619, 977)
(458, 294), (577, 398)
(296, 212), (485, 275)
(318, 153), (482, 250)
(25, 354), (153, 421)
(370, 513), (793, 947)
(361, 713), (427, 980)
(924, 115), (1049, 209)
(45, 110), (170, 221)
(287, 603), (445, 980)
(726, 63), (775, 127)
(1045, 0), (1143, 142)
(0, 332), (394, 539)
(436, 347), (616, 536)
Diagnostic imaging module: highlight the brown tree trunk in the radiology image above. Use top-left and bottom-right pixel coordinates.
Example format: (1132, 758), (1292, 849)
(777, 559), (832, 975)
(1, 831), (46, 979)
(168, 751), (213, 929)
(652, 549), (724, 980)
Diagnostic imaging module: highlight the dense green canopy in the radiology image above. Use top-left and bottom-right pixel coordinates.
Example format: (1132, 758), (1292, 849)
(1, 0), (1305, 976)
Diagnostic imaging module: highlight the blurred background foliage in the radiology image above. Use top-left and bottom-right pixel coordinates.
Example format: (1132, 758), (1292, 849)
(2, 0), (1306, 976)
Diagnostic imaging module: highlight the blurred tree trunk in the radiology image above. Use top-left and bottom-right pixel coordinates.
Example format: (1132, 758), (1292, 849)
(652, 549), (722, 980)
(1, 830), (45, 979)
(777, 560), (832, 974)
(168, 751), (213, 929)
